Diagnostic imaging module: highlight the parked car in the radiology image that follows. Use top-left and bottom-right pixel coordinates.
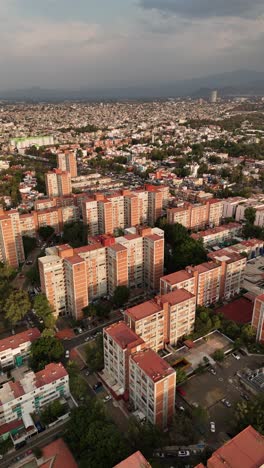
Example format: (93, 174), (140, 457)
(241, 392), (250, 401)
(210, 421), (216, 433)
(232, 352), (240, 360)
(65, 350), (70, 359)
(209, 368), (216, 375)
(103, 395), (112, 403)
(221, 398), (232, 408)
(178, 450), (190, 457)
(93, 381), (103, 391)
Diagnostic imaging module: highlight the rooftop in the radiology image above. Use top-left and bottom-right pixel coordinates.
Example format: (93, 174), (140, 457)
(40, 438), (77, 468)
(159, 288), (195, 306)
(125, 300), (162, 321)
(131, 348), (175, 383)
(161, 270), (192, 285)
(105, 321), (144, 350)
(113, 451), (151, 468)
(0, 328), (40, 353)
(207, 425), (264, 468)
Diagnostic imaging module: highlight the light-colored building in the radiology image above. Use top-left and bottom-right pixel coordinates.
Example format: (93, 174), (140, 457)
(0, 328), (40, 369)
(103, 321), (145, 394)
(167, 199), (223, 230)
(0, 210), (25, 268)
(129, 348), (176, 428)
(191, 223), (241, 247)
(57, 151), (77, 178)
(0, 363), (69, 426)
(45, 170), (72, 198)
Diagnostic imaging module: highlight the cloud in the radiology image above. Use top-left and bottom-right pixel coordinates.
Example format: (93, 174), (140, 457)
(140, 0), (264, 19)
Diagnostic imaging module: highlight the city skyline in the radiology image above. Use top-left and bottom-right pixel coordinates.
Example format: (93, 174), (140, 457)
(1, 0), (264, 91)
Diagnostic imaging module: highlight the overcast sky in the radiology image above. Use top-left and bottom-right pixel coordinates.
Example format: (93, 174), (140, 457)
(1, 0), (264, 89)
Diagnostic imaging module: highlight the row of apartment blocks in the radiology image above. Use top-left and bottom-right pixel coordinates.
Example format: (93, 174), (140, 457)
(102, 247), (246, 428)
(102, 287), (196, 427)
(160, 247), (246, 307)
(0, 362), (69, 426)
(167, 199), (223, 230)
(0, 185), (168, 269)
(38, 227), (164, 320)
(191, 222), (241, 247)
(222, 196), (264, 227)
(45, 151), (78, 197)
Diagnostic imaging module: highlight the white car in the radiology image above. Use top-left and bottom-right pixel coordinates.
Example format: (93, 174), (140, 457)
(210, 421), (216, 433)
(232, 352), (240, 360)
(103, 395), (112, 403)
(65, 350), (70, 359)
(178, 450), (190, 457)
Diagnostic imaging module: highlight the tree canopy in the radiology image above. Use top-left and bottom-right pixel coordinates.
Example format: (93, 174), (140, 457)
(86, 334), (104, 372)
(113, 285), (130, 307)
(33, 294), (55, 329)
(38, 225), (55, 240)
(65, 400), (129, 468)
(4, 290), (31, 325)
(30, 336), (64, 371)
(235, 395), (264, 435)
(62, 221), (88, 248)
(22, 236), (37, 257)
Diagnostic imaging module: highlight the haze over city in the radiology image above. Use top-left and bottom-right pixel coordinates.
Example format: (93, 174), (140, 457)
(1, 0), (264, 92)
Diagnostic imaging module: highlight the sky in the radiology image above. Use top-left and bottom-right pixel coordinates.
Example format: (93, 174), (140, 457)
(0, 0), (264, 90)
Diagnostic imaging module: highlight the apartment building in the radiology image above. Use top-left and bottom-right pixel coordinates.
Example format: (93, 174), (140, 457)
(39, 254), (67, 317)
(108, 193), (125, 231)
(158, 289), (196, 346)
(129, 348), (176, 428)
(146, 186), (163, 226)
(124, 194), (140, 227)
(57, 151), (77, 178)
(186, 262), (222, 306)
(116, 234), (144, 289)
(19, 212), (38, 238)
(37, 207), (61, 234)
(0, 212), (25, 268)
(191, 223), (241, 247)
(125, 300), (165, 352)
(160, 270), (195, 296)
(64, 256), (88, 321)
(0, 363), (69, 426)
(82, 198), (99, 236)
(160, 249), (246, 307)
(208, 249), (246, 300)
(98, 198), (114, 234)
(222, 197), (246, 219)
(103, 321), (145, 394)
(167, 199), (223, 230)
(0, 328), (40, 369)
(75, 244), (108, 299)
(125, 289), (195, 350)
(108, 244), (128, 295)
(143, 234), (164, 291)
(45, 170), (72, 198)
(39, 227), (164, 318)
(251, 294), (264, 343)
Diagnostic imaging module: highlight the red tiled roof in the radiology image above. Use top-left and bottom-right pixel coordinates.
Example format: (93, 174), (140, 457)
(114, 450), (151, 468)
(161, 270), (192, 285)
(217, 297), (253, 324)
(0, 418), (24, 436)
(159, 288), (195, 306)
(40, 438), (77, 468)
(126, 300), (162, 321)
(105, 322), (144, 350)
(35, 363), (68, 388)
(131, 348), (175, 382)
(0, 328), (40, 353)
(207, 425), (264, 468)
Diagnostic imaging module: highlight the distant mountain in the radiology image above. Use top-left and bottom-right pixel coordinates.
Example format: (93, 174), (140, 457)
(1, 70), (264, 101)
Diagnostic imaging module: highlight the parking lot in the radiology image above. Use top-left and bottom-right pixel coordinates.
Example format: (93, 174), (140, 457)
(178, 352), (264, 443)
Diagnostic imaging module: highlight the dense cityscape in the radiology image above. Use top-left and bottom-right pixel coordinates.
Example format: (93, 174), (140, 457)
(0, 94), (262, 467)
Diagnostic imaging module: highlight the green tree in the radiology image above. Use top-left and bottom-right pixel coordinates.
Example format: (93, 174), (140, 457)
(244, 207), (256, 225)
(176, 368), (187, 385)
(33, 294), (55, 328)
(40, 400), (65, 425)
(127, 417), (163, 458)
(30, 336), (64, 371)
(86, 334), (104, 372)
(62, 221), (88, 248)
(113, 285), (130, 307)
(213, 349), (225, 362)
(38, 225), (55, 240)
(4, 290), (31, 325)
(235, 395), (264, 435)
(22, 236), (37, 257)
